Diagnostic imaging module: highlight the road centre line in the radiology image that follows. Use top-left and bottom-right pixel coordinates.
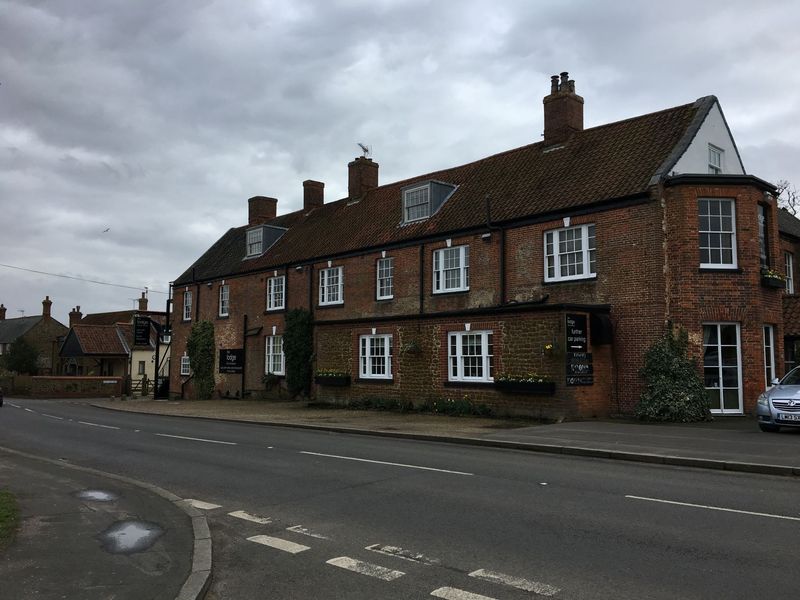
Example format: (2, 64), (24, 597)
(155, 433), (237, 445)
(8, 402), (20, 408)
(469, 568), (560, 596)
(78, 420), (120, 430)
(625, 495), (800, 522)
(326, 556), (405, 581)
(366, 543), (440, 565)
(24, 408), (34, 413)
(431, 587), (497, 600)
(300, 451), (473, 476)
(228, 510), (271, 524)
(247, 535), (309, 554)
(41, 414), (64, 420)
(287, 525), (329, 539)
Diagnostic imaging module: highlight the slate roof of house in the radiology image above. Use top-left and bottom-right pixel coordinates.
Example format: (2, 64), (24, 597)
(778, 208), (800, 240)
(64, 324), (132, 356)
(175, 96), (719, 286)
(0, 316), (42, 344)
(80, 310), (167, 327)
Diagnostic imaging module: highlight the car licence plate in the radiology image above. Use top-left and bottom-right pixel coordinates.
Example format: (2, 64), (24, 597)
(779, 413), (800, 421)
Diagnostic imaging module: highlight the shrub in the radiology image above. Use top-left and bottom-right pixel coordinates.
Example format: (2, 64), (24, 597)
(636, 328), (711, 422)
(186, 321), (215, 400)
(2, 338), (40, 375)
(284, 309), (313, 397)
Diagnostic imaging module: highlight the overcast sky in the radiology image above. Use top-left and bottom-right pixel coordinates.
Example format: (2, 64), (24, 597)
(2, 0), (799, 325)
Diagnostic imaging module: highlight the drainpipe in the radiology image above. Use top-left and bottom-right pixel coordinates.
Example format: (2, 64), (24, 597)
(485, 195), (505, 304)
(241, 314), (247, 396)
(418, 245), (425, 315)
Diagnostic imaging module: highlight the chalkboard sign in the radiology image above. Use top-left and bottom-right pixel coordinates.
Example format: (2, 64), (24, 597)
(219, 349), (244, 374)
(565, 314), (588, 352)
(565, 315), (593, 386)
(134, 317), (151, 346)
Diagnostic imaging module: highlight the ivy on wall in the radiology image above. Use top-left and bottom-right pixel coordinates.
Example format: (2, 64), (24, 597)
(284, 309), (313, 397)
(186, 320), (215, 400)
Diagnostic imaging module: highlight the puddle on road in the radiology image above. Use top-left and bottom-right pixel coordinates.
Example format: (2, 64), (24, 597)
(98, 520), (164, 554)
(75, 489), (119, 502)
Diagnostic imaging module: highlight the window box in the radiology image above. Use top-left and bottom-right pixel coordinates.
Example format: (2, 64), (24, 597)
(494, 380), (556, 395)
(761, 275), (785, 289)
(314, 374), (351, 386)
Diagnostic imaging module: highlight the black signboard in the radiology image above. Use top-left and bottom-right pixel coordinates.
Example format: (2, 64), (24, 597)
(565, 315), (593, 386)
(565, 314), (588, 352)
(134, 317), (151, 346)
(219, 349), (244, 374)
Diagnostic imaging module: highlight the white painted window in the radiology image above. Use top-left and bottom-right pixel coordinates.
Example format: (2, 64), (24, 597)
(544, 224), (596, 282)
(764, 325), (776, 387)
(319, 266), (343, 305)
(219, 284), (230, 317)
(267, 276), (285, 310)
(448, 330), (494, 382)
(265, 335), (284, 375)
(182, 291), (192, 321)
(180, 354), (191, 376)
(708, 144), (723, 174)
(138, 361), (146, 375)
(698, 199), (737, 268)
(786, 252), (794, 294)
(403, 185), (430, 222)
(758, 204), (769, 268)
(702, 323), (742, 414)
(359, 334), (393, 379)
(433, 245), (469, 293)
(246, 227), (263, 257)
(376, 258), (394, 300)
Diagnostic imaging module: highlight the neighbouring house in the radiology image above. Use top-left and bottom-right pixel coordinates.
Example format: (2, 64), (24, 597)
(169, 72), (797, 419)
(0, 297), (68, 374)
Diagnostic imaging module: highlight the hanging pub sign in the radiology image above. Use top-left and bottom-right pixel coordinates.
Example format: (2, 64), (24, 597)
(565, 314), (593, 386)
(219, 349), (244, 374)
(133, 317), (151, 347)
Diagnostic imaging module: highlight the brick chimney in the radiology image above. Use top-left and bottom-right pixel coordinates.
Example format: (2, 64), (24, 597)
(138, 292), (148, 312)
(69, 306), (82, 327)
(303, 180), (324, 211)
(248, 196), (278, 225)
(543, 71), (584, 146)
(42, 296), (52, 318)
(348, 157), (379, 200)
(0, 304), (5, 320)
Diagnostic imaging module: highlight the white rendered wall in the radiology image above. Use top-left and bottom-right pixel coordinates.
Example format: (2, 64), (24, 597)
(672, 102), (744, 175)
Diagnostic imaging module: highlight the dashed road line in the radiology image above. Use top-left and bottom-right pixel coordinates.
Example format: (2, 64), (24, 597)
(155, 433), (237, 445)
(8, 402), (20, 408)
(431, 587), (497, 600)
(625, 495), (800, 522)
(24, 408), (34, 413)
(247, 535), (310, 554)
(78, 420), (120, 430)
(326, 556), (405, 581)
(366, 544), (439, 565)
(287, 525), (329, 540)
(469, 569), (559, 596)
(187, 499), (222, 510)
(300, 451), (473, 476)
(229, 510), (271, 524)
(41, 414), (64, 420)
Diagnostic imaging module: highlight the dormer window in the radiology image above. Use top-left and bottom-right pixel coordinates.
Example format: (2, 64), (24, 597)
(404, 185), (430, 222)
(708, 144), (723, 174)
(246, 227), (263, 257)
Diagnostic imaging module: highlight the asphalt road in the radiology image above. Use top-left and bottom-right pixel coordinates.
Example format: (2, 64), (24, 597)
(2, 399), (798, 600)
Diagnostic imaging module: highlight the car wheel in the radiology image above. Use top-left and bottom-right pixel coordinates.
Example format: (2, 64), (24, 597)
(758, 423), (780, 433)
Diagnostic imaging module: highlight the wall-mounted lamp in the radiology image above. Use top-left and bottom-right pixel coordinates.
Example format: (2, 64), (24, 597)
(206, 282), (213, 288)
(481, 232), (492, 241)
(295, 265), (304, 272)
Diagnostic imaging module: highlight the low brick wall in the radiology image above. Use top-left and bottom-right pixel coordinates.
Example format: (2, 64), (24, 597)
(31, 376), (124, 398)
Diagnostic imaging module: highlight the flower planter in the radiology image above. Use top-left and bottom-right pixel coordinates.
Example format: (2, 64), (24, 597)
(761, 276), (785, 289)
(494, 380), (556, 395)
(314, 375), (351, 387)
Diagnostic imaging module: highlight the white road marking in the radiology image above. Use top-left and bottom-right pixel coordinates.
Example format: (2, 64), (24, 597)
(300, 451), (473, 476)
(8, 402), (20, 408)
(366, 543), (439, 565)
(326, 556), (405, 581)
(431, 587), (497, 600)
(287, 525), (329, 540)
(247, 535), (309, 554)
(625, 495), (800, 522)
(187, 499), (222, 510)
(155, 433), (236, 445)
(24, 408), (34, 413)
(470, 569), (560, 596)
(78, 421), (120, 430)
(134, 429), (141, 432)
(41, 414), (64, 420)
(228, 510), (271, 524)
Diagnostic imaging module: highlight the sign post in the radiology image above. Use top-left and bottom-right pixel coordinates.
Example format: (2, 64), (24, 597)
(219, 349), (245, 374)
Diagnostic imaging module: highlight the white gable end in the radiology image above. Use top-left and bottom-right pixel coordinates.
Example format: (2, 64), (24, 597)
(671, 102), (744, 175)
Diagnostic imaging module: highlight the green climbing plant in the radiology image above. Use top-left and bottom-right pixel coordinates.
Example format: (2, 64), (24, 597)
(186, 320), (215, 400)
(283, 309), (313, 397)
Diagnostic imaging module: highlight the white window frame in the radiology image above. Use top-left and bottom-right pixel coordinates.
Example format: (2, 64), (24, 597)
(764, 325), (776, 387)
(544, 224), (596, 282)
(703, 322), (743, 415)
(182, 291), (192, 321)
(359, 334), (393, 379)
(448, 330), (494, 382)
(433, 245), (469, 293)
(403, 184), (431, 223)
(246, 227), (263, 257)
(698, 198), (737, 269)
(708, 144), (723, 174)
(219, 284), (230, 317)
(785, 251), (794, 294)
(180, 354), (191, 376)
(267, 276), (285, 311)
(319, 266), (344, 306)
(265, 335), (285, 376)
(376, 257), (394, 300)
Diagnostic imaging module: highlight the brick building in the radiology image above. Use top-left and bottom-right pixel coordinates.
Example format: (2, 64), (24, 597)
(170, 73), (795, 419)
(0, 297), (68, 374)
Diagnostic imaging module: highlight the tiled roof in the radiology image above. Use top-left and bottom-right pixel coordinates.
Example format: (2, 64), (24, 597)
(80, 310), (167, 327)
(175, 97), (708, 285)
(778, 208), (800, 239)
(784, 296), (800, 337)
(68, 324), (131, 356)
(0, 316), (41, 344)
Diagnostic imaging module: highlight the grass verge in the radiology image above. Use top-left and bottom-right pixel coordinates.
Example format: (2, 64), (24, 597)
(0, 490), (20, 550)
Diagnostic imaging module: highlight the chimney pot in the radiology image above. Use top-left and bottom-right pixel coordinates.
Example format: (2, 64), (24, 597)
(138, 291), (148, 312)
(42, 296), (52, 317)
(303, 180), (325, 211)
(543, 71), (584, 146)
(550, 75), (559, 94)
(248, 196), (278, 225)
(69, 306), (83, 328)
(348, 156), (379, 200)
(0, 304), (5, 321)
